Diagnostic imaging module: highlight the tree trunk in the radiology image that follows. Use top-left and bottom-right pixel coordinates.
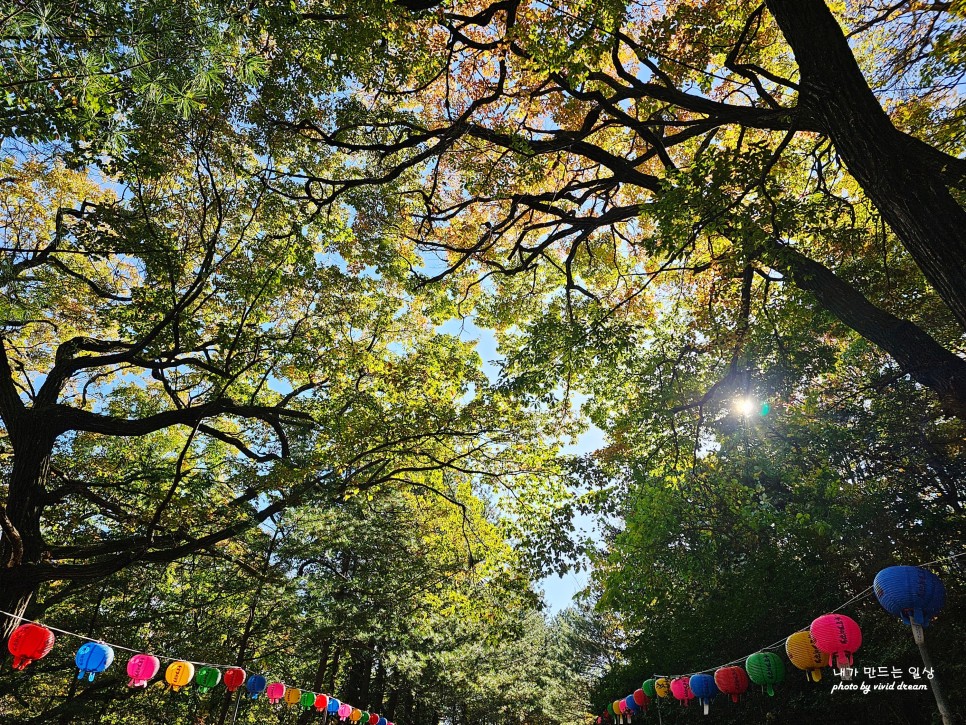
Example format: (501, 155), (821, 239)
(765, 0), (966, 332)
(1, 416), (57, 638)
(297, 638), (333, 725)
(765, 240), (966, 418)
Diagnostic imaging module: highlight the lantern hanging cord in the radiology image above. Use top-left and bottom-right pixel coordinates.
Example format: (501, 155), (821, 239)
(0, 607), (378, 722)
(647, 548), (963, 682)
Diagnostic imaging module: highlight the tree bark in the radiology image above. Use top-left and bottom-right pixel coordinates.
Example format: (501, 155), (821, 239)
(765, 0), (966, 332)
(764, 240), (966, 418)
(0, 413), (57, 638)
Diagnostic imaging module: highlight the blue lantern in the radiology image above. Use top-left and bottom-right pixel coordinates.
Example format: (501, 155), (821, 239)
(378, 719), (387, 725)
(327, 697), (341, 714)
(75, 642), (114, 681)
(246, 674), (267, 699)
(689, 673), (719, 715)
(874, 566), (945, 638)
(624, 694), (639, 713)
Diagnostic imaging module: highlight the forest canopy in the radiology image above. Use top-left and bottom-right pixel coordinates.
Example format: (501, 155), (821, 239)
(0, 1), (964, 723)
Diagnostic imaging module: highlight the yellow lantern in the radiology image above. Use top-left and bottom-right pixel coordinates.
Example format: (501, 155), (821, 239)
(165, 660), (195, 691)
(284, 687), (302, 706)
(350, 708), (363, 722)
(655, 677), (671, 698)
(786, 630), (830, 682)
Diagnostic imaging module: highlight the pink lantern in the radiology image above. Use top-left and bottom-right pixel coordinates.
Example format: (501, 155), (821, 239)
(617, 698), (627, 714)
(670, 677), (694, 707)
(266, 681), (287, 704)
(810, 613), (862, 673)
(339, 703), (352, 720)
(126, 654), (160, 688)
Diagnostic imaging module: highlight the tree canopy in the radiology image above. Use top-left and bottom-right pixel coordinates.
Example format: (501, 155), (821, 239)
(1, 0), (965, 723)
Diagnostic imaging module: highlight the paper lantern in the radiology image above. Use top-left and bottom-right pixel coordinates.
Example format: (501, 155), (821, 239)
(786, 631), (829, 682)
(810, 613), (862, 675)
(632, 688), (649, 712)
(284, 687), (302, 706)
(315, 693), (330, 712)
(301, 690), (317, 709)
(223, 667), (246, 692)
(670, 677), (694, 707)
(246, 674), (267, 699)
(7, 623), (55, 670)
(165, 660), (195, 691)
(355, 711), (367, 723)
(377, 719), (386, 725)
(714, 666), (749, 703)
(654, 677), (671, 698)
(266, 682), (286, 704)
(617, 698), (626, 714)
(641, 678), (657, 699)
(195, 666), (221, 693)
(339, 702), (352, 720)
(369, 714), (379, 724)
(350, 706), (362, 722)
(689, 673), (719, 715)
(624, 693), (639, 712)
(126, 654), (160, 688)
(745, 652), (785, 696)
(328, 697), (341, 714)
(74, 642), (114, 681)
(874, 566), (945, 643)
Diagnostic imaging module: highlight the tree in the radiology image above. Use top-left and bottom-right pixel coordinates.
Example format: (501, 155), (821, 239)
(0, 480), (587, 724)
(580, 327), (966, 722)
(0, 138), (563, 637)
(271, 0), (966, 417)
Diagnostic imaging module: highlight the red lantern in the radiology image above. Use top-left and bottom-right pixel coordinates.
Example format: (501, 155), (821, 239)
(223, 667), (246, 692)
(714, 665), (750, 703)
(368, 715), (378, 725)
(633, 688), (649, 712)
(670, 676), (694, 707)
(315, 693), (329, 712)
(7, 623), (55, 670)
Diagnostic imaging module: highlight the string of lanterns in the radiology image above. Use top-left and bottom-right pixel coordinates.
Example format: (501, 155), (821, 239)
(597, 561), (957, 725)
(3, 610), (394, 724)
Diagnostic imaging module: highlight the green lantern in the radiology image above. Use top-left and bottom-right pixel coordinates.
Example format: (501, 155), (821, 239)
(745, 652), (785, 696)
(300, 690), (316, 709)
(642, 678), (657, 698)
(195, 666), (221, 693)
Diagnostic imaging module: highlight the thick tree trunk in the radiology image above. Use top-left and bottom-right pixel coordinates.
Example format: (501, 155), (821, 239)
(765, 0), (966, 332)
(1, 416), (57, 638)
(765, 241), (966, 418)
